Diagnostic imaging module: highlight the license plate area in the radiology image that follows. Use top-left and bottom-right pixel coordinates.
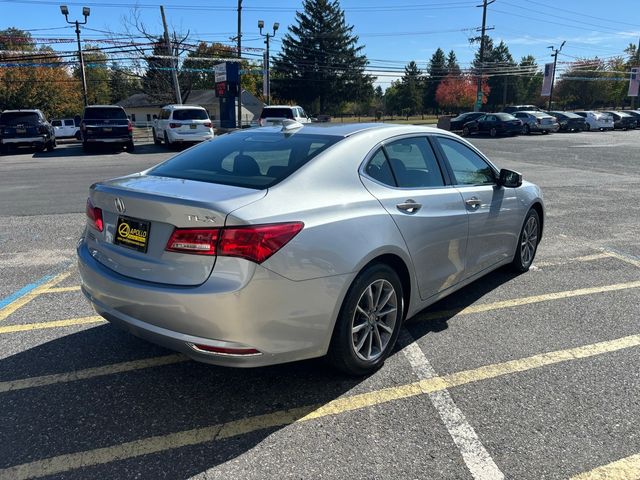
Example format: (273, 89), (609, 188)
(114, 216), (150, 253)
(103, 127), (112, 132)
(16, 128), (26, 134)
(190, 124), (197, 129)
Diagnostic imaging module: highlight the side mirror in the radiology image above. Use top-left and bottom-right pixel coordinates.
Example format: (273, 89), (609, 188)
(498, 168), (522, 188)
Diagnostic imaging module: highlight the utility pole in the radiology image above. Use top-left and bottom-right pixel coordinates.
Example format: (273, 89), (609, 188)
(160, 5), (182, 104)
(547, 41), (566, 111)
(633, 37), (640, 109)
(474, 0), (495, 112)
(258, 20), (279, 105)
(60, 5), (90, 106)
(237, 0), (243, 128)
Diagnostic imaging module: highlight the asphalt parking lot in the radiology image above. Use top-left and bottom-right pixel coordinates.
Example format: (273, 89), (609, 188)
(0, 130), (639, 479)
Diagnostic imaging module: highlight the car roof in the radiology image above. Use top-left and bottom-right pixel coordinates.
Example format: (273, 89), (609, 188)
(1, 109), (41, 113)
(263, 105), (302, 109)
(248, 122), (456, 138)
(84, 105), (125, 109)
(163, 104), (206, 110)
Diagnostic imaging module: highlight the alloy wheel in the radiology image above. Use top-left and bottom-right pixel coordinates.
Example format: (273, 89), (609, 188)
(351, 279), (398, 362)
(520, 215), (538, 267)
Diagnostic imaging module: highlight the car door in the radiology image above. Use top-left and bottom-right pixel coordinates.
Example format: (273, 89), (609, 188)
(359, 136), (469, 300)
(434, 136), (521, 279)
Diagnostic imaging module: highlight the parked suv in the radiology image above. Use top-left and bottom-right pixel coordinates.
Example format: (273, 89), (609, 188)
(512, 111), (559, 134)
(51, 118), (81, 140)
(0, 109), (55, 153)
(153, 105), (214, 149)
(258, 105), (311, 126)
(81, 105), (134, 152)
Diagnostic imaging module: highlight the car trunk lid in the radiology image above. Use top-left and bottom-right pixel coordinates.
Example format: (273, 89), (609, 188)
(86, 175), (266, 285)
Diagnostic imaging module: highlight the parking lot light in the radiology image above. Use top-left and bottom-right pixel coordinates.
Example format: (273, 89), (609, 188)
(61, 6), (91, 106)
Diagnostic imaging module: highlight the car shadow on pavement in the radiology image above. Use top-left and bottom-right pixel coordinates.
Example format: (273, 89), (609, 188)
(0, 268), (520, 478)
(26, 143), (170, 159)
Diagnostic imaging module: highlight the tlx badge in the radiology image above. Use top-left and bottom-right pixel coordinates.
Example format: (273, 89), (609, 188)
(186, 214), (216, 223)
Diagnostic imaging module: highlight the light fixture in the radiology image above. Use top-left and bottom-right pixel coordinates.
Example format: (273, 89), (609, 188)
(60, 5), (69, 15)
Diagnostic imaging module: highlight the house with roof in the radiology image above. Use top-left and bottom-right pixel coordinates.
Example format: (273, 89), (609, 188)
(117, 89), (264, 127)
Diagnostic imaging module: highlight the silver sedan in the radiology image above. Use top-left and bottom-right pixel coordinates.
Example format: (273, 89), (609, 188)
(77, 123), (544, 375)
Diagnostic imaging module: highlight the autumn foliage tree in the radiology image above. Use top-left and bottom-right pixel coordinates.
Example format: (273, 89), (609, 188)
(435, 75), (489, 112)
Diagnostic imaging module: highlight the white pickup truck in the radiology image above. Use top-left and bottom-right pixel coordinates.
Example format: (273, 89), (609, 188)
(51, 118), (81, 140)
(152, 104), (214, 149)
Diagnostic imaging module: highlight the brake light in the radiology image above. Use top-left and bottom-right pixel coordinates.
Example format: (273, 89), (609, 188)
(165, 222), (304, 263)
(85, 198), (103, 232)
(204, 122), (212, 128)
(166, 229), (219, 255)
(169, 123), (180, 128)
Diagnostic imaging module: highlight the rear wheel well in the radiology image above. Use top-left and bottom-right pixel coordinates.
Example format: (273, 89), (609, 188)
(361, 254), (411, 319)
(530, 202), (544, 240)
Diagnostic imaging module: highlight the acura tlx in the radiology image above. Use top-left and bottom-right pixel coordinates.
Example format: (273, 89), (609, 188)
(78, 122), (543, 375)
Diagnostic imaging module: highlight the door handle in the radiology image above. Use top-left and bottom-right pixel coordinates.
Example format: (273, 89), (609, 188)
(465, 197), (481, 208)
(396, 200), (422, 214)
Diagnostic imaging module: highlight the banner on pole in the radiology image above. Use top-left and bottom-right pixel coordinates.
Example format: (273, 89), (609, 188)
(541, 62), (555, 97)
(628, 67), (639, 97)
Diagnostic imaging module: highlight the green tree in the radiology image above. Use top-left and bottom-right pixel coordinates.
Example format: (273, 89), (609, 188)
(397, 61), (423, 115)
(554, 58), (608, 109)
(446, 50), (461, 76)
(424, 48), (447, 113)
(76, 46), (111, 105)
(272, 0), (373, 113)
(109, 64), (141, 103)
(474, 38), (516, 109)
(514, 55), (543, 105)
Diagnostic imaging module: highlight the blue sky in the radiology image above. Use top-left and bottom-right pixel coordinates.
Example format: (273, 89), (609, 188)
(1, 0), (639, 89)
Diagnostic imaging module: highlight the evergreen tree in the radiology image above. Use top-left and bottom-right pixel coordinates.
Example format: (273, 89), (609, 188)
(398, 61), (423, 115)
(143, 40), (177, 102)
(446, 50), (461, 76)
(424, 48), (447, 113)
(109, 64), (141, 103)
(473, 38), (516, 109)
(272, 0), (373, 113)
(514, 55), (542, 105)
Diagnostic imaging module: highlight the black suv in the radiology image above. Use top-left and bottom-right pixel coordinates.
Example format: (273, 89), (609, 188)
(0, 109), (56, 153)
(81, 105), (134, 152)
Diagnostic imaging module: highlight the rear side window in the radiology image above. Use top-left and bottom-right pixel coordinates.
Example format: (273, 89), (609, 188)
(172, 109), (208, 121)
(260, 108), (294, 120)
(83, 107), (127, 120)
(0, 112), (40, 125)
(437, 137), (495, 185)
(52, 120), (62, 127)
(384, 137), (444, 188)
(149, 132), (341, 189)
(365, 149), (396, 186)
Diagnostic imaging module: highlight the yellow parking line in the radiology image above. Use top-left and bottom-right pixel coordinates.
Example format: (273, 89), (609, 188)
(2, 333), (638, 480)
(0, 354), (188, 393)
(0, 316), (104, 334)
(419, 280), (640, 322)
(42, 286), (81, 294)
(0, 269), (73, 322)
(534, 252), (611, 268)
(570, 453), (640, 479)
(604, 250), (640, 269)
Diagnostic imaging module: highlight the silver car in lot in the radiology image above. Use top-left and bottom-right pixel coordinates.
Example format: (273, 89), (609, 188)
(512, 111), (559, 134)
(78, 123), (544, 375)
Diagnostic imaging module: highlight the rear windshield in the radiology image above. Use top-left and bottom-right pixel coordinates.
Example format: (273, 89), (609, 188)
(83, 107), (127, 120)
(0, 112), (40, 125)
(260, 108), (294, 119)
(149, 131), (341, 189)
(172, 109), (209, 121)
(496, 113), (516, 120)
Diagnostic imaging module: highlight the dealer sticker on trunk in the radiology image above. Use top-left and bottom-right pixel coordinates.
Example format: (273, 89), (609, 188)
(114, 216), (150, 253)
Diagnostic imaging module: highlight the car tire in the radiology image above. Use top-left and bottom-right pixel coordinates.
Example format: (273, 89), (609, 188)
(510, 208), (540, 273)
(75, 131), (82, 140)
(47, 139), (55, 151)
(153, 129), (162, 146)
(327, 263), (404, 376)
(82, 142), (90, 152)
(489, 127), (497, 137)
(523, 124), (531, 135)
(35, 144), (45, 152)
(584, 123), (591, 131)
(164, 132), (173, 149)
(542, 130), (549, 135)
(127, 141), (135, 152)
(462, 126), (470, 137)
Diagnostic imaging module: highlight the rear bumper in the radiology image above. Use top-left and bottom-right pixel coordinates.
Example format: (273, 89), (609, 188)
(84, 137), (131, 143)
(167, 131), (214, 143)
(1, 136), (47, 145)
(77, 238), (350, 367)
(531, 123), (559, 132)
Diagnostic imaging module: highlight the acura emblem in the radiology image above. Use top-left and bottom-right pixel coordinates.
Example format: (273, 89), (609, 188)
(114, 197), (126, 214)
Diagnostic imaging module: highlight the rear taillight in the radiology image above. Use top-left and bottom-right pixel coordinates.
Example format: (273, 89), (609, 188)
(85, 198), (103, 232)
(204, 122), (212, 128)
(166, 229), (219, 255)
(169, 123), (180, 128)
(165, 222), (304, 263)
(127, 120), (133, 132)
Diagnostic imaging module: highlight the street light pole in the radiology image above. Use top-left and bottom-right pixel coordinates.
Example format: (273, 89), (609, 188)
(237, 0), (243, 128)
(258, 20), (279, 105)
(60, 5), (90, 106)
(548, 41), (566, 111)
(474, 0), (494, 112)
